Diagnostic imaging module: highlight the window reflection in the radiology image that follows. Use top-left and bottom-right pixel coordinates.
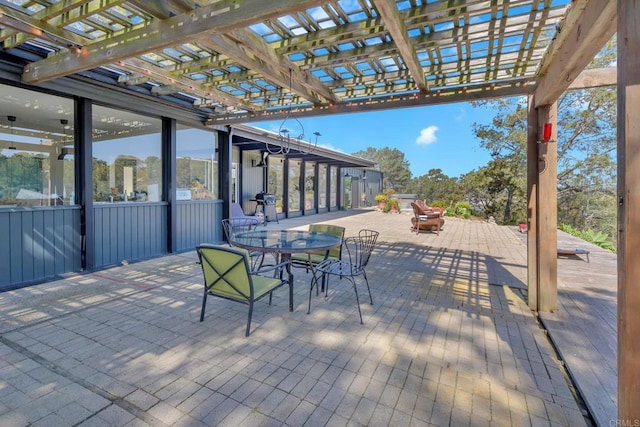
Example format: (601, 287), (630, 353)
(305, 162), (315, 211)
(330, 167), (337, 208)
(0, 85), (75, 208)
(268, 156), (284, 213)
(318, 164), (327, 209)
(288, 160), (301, 212)
(92, 105), (162, 203)
(176, 127), (218, 200)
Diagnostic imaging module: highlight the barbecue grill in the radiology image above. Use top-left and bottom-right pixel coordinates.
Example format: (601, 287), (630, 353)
(255, 192), (279, 224)
(255, 192), (277, 205)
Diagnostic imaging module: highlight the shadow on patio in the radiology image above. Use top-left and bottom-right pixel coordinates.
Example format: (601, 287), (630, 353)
(0, 211), (593, 426)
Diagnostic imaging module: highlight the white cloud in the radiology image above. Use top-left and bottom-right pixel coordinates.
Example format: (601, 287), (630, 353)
(416, 126), (439, 145)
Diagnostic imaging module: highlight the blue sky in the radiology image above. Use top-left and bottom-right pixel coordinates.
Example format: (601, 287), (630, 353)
(253, 101), (499, 179)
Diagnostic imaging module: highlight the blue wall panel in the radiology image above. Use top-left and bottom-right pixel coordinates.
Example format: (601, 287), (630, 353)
(176, 200), (223, 251)
(93, 203), (168, 269)
(0, 207), (81, 291)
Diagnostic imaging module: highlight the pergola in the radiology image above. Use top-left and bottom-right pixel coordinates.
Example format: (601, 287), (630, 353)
(1, 0), (636, 417)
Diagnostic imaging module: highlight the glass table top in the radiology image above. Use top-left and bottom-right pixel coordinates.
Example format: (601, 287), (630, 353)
(231, 230), (341, 254)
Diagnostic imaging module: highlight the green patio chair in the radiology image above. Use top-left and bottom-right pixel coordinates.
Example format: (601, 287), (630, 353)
(291, 224), (346, 273)
(196, 244), (290, 336)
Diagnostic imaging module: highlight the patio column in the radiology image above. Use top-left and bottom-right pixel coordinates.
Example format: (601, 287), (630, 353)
(219, 129), (232, 220)
(163, 118), (177, 253)
(618, 0), (640, 419)
(526, 97), (539, 310)
(75, 98), (94, 271)
(526, 98), (558, 312)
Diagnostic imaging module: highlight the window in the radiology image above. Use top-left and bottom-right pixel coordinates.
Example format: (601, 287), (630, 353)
(330, 167), (337, 208)
(0, 85), (75, 208)
(176, 127), (218, 200)
(268, 156), (284, 212)
(92, 105), (162, 203)
(304, 161), (315, 211)
(318, 164), (327, 209)
(288, 160), (301, 212)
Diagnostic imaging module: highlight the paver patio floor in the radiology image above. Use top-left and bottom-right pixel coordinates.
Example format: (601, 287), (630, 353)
(0, 210), (598, 426)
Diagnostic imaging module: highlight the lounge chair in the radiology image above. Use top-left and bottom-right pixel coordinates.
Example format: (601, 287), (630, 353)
(410, 202), (443, 235)
(557, 247), (590, 263)
(232, 202), (261, 225)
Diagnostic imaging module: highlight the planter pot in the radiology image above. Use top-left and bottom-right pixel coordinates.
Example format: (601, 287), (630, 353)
(378, 201), (386, 209)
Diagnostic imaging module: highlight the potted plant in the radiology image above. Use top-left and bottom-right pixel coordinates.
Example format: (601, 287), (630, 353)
(374, 194), (388, 209)
(518, 220), (527, 233)
(388, 198), (400, 213)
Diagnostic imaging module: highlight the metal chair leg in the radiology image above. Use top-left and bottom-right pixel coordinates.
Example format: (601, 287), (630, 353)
(362, 270), (373, 305)
(350, 277), (363, 324)
(200, 291), (208, 322)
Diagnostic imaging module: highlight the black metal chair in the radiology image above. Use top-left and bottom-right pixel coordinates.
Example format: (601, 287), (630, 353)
(308, 229), (379, 323)
(221, 218), (264, 270)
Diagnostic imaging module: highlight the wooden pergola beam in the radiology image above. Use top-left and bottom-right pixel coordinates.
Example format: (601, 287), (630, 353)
(116, 57), (255, 111)
(371, 0), (428, 92)
(206, 81), (533, 125)
(567, 67), (617, 90)
(534, 0), (616, 107)
(22, 0), (334, 84)
(216, 29), (339, 104)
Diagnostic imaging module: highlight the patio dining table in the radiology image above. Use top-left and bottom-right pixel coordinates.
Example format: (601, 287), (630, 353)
(230, 229), (342, 311)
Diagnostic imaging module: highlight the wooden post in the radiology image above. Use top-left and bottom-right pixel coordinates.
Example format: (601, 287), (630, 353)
(618, 0), (640, 419)
(537, 103), (558, 312)
(527, 96), (539, 310)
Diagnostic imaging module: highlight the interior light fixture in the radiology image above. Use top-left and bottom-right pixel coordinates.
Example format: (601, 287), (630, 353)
(57, 119), (70, 160)
(267, 69), (321, 156)
(7, 115), (16, 150)
(254, 152), (268, 168)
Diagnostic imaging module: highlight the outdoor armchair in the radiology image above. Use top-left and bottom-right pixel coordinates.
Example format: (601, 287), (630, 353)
(196, 244), (291, 336)
(411, 202), (443, 235)
(308, 229), (379, 324)
(291, 224), (346, 273)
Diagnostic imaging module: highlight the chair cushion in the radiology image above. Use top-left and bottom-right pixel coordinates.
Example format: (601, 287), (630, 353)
(291, 252), (328, 265)
(250, 274), (286, 299)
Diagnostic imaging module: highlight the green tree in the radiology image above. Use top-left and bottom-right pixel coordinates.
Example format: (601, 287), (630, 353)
(460, 168), (491, 214)
(409, 168), (462, 205)
(352, 147), (411, 192)
(471, 38), (617, 240)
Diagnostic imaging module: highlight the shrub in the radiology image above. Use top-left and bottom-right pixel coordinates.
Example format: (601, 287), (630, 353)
(558, 223), (616, 252)
(388, 198), (400, 212)
(455, 201), (471, 216)
(374, 194), (388, 203)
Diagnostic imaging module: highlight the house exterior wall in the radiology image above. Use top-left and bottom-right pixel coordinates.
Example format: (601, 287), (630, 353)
(0, 207), (81, 291)
(0, 77), (373, 290)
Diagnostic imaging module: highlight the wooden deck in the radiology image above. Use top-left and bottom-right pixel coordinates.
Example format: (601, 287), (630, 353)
(514, 228), (617, 427)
